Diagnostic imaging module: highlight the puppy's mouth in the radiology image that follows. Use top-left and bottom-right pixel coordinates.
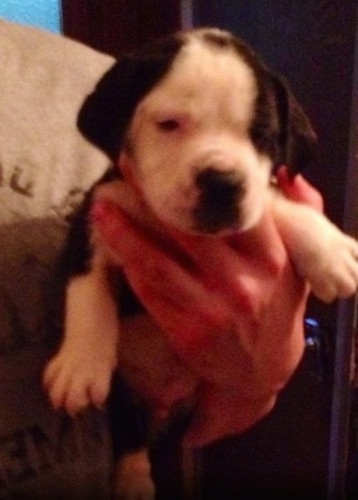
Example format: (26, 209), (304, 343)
(192, 167), (245, 235)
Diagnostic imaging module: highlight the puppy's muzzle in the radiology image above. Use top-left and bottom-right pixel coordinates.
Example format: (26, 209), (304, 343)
(193, 167), (245, 234)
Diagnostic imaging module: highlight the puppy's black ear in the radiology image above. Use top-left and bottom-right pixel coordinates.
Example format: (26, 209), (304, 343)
(77, 36), (183, 160)
(77, 62), (130, 160)
(271, 74), (317, 175)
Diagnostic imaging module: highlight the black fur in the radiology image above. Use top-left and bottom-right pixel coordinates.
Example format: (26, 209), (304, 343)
(269, 74), (317, 174)
(78, 35), (184, 160)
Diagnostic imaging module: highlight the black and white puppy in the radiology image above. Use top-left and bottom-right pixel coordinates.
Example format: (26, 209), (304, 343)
(44, 28), (358, 497)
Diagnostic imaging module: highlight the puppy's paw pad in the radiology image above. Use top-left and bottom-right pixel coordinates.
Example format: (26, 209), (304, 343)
(43, 347), (115, 414)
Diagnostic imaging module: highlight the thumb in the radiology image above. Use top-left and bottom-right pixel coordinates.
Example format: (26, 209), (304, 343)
(276, 166), (323, 212)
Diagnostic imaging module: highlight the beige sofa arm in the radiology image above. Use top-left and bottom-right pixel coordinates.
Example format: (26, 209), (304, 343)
(0, 19), (115, 498)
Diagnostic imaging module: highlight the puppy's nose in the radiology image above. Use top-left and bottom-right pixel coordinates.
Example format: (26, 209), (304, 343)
(194, 167), (245, 233)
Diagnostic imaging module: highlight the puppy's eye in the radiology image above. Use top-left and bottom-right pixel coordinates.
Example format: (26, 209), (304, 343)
(156, 119), (180, 132)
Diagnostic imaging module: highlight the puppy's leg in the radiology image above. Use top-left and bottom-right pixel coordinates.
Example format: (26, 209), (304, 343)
(272, 194), (358, 302)
(43, 252), (119, 415)
(109, 375), (155, 500)
(113, 448), (155, 500)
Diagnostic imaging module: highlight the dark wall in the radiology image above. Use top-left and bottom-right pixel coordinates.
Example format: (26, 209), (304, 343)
(62, 0), (182, 56)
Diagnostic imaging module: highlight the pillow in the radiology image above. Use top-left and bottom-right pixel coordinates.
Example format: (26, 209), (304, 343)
(0, 19), (116, 498)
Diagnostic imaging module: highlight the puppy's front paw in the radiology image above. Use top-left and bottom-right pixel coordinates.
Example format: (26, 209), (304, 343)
(113, 449), (155, 500)
(43, 342), (117, 415)
(308, 232), (358, 302)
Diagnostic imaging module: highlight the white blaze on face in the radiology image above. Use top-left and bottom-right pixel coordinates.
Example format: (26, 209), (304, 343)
(125, 35), (273, 234)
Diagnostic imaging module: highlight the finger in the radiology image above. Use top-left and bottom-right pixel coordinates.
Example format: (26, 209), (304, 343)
(92, 199), (180, 268)
(276, 165), (324, 211)
(94, 179), (160, 230)
(183, 384), (277, 448)
(92, 200), (237, 318)
(170, 210), (287, 285)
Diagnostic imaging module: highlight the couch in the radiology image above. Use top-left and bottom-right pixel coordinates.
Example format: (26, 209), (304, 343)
(0, 18), (116, 498)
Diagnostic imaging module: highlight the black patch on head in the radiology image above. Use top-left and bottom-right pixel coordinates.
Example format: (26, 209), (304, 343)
(247, 70), (317, 175)
(77, 35), (184, 160)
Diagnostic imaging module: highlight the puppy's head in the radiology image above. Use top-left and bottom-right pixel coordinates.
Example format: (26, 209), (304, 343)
(78, 28), (317, 235)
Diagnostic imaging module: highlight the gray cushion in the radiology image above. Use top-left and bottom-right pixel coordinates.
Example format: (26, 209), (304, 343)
(0, 19), (115, 498)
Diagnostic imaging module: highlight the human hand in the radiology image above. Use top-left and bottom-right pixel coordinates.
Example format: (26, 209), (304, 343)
(276, 166), (323, 211)
(92, 166), (323, 445)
